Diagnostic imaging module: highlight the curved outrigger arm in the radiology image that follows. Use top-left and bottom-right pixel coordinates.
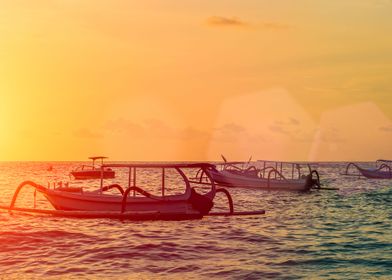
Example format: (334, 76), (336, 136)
(176, 165), (216, 200)
(378, 163), (392, 174)
(201, 166), (217, 200)
(343, 162), (363, 176)
(9, 181), (47, 210)
(266, 168), (290, 188)
(174, 166), (193, 199)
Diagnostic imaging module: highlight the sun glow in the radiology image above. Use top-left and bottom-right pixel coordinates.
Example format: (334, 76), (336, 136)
(0, 1), (392, 161)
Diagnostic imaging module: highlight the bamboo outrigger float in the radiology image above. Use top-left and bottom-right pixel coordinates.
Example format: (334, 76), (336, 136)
(342, 160), (392, 179)
(195, 157), (321, 191)
(0, 163), (265, 220)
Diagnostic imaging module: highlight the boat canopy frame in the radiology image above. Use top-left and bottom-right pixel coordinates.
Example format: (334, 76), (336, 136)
(100, 163), (217, 196)
(217, 160), (314, 180)
(256, 160), (316, 180)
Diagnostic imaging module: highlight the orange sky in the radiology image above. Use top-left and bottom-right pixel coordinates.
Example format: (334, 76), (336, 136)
(1, 1), (392, 161)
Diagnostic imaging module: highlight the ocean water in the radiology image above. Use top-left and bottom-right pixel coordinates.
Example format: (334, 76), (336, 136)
(0, 162), (391, 279)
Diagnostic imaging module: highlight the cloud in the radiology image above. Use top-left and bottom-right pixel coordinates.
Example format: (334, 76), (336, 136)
(104, 118), (144, 134)
(372, 0), (392, 6)
(319, 127), (345, 143)
(178, 127), (209, 140)
(212, 122), (268, 144)
(380, 125), (392, 132)
(269, 122), (344, 143)
(289, 117), (300, 125)
(269, 118), (301, 135)
(212, 123), (251, 142)
(260, 22), (290, 30)
(73, 128), (103, 138)
(269, 124), (290, 134)
(103, 118), (209, 141)
(205, 16), (290, 30)
(206, 16), (247, 27)
(218, 123), (246, 133)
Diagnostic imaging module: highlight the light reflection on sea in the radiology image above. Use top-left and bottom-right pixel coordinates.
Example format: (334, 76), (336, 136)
(0, 162), (391, 279)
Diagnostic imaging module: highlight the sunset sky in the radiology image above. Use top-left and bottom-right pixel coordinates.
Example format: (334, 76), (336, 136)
(1, 0), (392, 161)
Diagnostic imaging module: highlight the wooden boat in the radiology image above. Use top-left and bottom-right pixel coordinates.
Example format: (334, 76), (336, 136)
(196, 159), (320, 191)
(70, 156), (115, 180)
(3, 163), (264, 220)
(342, 160), (392, 179)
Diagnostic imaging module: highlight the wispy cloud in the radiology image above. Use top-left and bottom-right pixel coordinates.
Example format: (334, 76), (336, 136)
(269, 118), (301, 135)
(218, 123), (246, 133)
(103, 118), (209, 141)
(205, 16), (290, 31)
(380, 125), (392, 132)
(319, 127), (345, 143)
(268, 118), (345, 143)
(212, 122), (265, 143)
(260, 22), (290, 30)
(73, 128), (103, 139)
(206, 16), (247, 27)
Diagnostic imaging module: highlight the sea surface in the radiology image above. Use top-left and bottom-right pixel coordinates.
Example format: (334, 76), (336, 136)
(0, 162), (391, 279)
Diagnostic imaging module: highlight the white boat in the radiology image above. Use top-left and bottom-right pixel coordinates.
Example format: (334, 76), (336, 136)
(342, 160), (392, 179)
(70, 156), (115, 180)
(196, 159), (320, 191)
(6, 163), (243, 220)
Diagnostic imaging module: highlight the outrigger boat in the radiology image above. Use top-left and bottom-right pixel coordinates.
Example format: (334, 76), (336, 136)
(196, 157), (321, 191)
(1, 163), (265, 220)
(342, 160), (392, 179)
(70, 156), (115, 180)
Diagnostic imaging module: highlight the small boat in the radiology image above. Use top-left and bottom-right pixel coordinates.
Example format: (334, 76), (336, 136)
(70, 156), (115, 180)
(2, 163), (265, 220)
(196, 157), (320, 191)
(342, 160), (392, 179)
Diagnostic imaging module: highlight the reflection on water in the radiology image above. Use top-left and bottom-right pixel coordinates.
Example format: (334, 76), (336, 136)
(0, 162), (391, 279)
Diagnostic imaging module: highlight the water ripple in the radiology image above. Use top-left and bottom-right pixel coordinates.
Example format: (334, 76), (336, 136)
(0, 162), (391, 279)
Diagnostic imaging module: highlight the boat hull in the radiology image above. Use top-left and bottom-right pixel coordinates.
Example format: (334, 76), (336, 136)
(38, 189), (204, 219)
(70, 170), (115, 180)
(210, 170), (312, 191)
(359, 168), (392, 179)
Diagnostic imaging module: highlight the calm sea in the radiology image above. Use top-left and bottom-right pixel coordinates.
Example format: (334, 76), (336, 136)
(0, 162), (391, 279)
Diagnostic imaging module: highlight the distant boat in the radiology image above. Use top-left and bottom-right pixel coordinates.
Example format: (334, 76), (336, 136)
(70, 156), (115, 180)
(195, 156), (320, 191)
(342, 160), (392, 179)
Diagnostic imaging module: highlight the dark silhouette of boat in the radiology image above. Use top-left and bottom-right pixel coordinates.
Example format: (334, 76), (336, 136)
(342, 160), (392, 179)
(70, 156), (115, 180)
